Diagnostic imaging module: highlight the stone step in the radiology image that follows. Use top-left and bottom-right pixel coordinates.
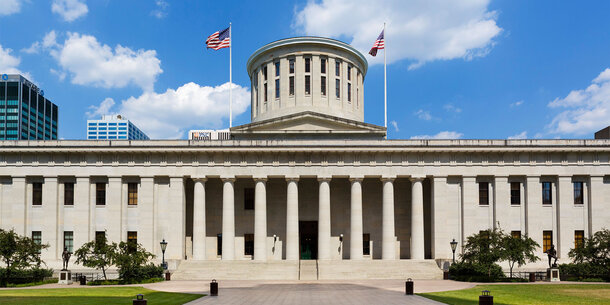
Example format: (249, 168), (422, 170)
(299, 260), (318, 280)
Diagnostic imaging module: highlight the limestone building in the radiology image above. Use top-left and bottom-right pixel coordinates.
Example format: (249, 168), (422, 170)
(0, 37), (609, 280)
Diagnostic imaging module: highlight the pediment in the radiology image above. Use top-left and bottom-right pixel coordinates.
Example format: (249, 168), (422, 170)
(231, 111), (386, 136)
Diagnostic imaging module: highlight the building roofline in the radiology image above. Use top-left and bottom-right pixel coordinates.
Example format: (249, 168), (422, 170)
(246, 36), (368, 77)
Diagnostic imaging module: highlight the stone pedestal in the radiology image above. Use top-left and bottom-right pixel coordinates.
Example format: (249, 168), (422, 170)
(59, 270), (73, 285)
(546, 268), (560, 282)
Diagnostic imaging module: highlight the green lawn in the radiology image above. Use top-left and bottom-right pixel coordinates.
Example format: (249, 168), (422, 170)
(419, 284), (610, 305)
(0, 287), (203, 305)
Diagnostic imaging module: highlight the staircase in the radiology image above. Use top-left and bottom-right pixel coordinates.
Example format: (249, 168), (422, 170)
(299, 260), (318, 280)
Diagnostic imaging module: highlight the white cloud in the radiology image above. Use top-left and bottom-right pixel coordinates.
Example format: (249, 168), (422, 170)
(547, 68), (610, 136)
(86, 97), (115, 119)
(507, 131), (527, 139)
(389, 120), (399, 132)
(510, 100), (523, 107)
(151, 0), (169, 19)
(21, 31), (58, 54)
(443, 104), (462, 113)
(294, 0), (502, 69)
(414, 109), (432, 121)
(90, 82), (250, 139)
(0, 0), (23, 16)
(0, 44), (23, 74)
(50, 32), (162, 92)
(52, 0), (88, 22)
(410, 131), (463, 139)
(22, 42), (40, 54)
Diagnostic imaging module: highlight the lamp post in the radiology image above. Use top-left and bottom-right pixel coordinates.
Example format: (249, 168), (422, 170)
(160, 239), (168, 270)
(450, 239), (458, 264)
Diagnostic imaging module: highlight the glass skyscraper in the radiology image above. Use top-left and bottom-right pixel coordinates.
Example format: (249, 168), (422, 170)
(0, 74), (58, 140)
(87, 114), (149, 140)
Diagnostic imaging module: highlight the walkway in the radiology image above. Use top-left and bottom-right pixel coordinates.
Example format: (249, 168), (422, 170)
(143, 279), (476, 305)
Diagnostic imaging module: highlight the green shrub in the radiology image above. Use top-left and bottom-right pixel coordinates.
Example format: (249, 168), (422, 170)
(449, 262), (504, 282)
(0, 267), (53, 286)
(559, 263), (609, 282)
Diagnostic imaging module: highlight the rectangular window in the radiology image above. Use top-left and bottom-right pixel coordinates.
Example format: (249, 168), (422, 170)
(363, 233), (370, 256)
(244, 233), (254, 256)
(263, 66), (267, 81)
(264, 83), (268, 102)
(32, 231), (42, 246)
(244, 188), (254, 210)
(128, 183), (138, 205)
(511, 231), (521, 239)
(321, 76), (327, 96)
(64, 182), (74, 205)
(479, 182), (489, 205)
(347, 65), (351, 80)
(217, 234), (222, 256)
(510, 182), (520, 205)
(128, 231), (137, 252)
(289, 59), (295, 74)
(574, 230), (584, 249)
(95, 231), (106, 246)
(274, 61), (280, 77)
(96, 183), (106, 206)
(275, 79), (280, 98)
(305, 57), (311, 73)
(321, 58), (326, 74)
(543, 230), (552, 252)
(32, 182), (42, 205)
(573, 182), (584, 205)
(335, 61), (340, 76)
(64, 231), (74, 252)
(305, 75), (311, 95)
(542, 182), (552, 205)
(347, 83), (351, 102)
(335, 79), (340, 98)
(289, 76), (295, 96)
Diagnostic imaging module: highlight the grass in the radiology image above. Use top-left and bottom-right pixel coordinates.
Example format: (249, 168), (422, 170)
(419, 284), (610, 305)
(0, 287), (204, 305)
(4, 278), (58, 288)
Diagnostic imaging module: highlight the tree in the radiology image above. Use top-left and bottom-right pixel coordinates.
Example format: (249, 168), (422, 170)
(74, 235), (117, 280)
(113, 241), (156, 283)
(568, 228), (610, 267)
(460, 228), (505, 279)
(502, 233), (540, 278)
(0, 229), (49, 280)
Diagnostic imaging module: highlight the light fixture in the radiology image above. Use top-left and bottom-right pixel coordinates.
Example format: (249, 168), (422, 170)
(160, 239), (168, 270)
(450, 239), (458, 264)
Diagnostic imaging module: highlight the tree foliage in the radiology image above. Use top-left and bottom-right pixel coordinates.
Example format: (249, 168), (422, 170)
(74, 236), (117, 280)
(502, 233), (540, 278)
(114, 241), (156, 283)
(568, 228), (610, 267)
(0, 229), (49, 285)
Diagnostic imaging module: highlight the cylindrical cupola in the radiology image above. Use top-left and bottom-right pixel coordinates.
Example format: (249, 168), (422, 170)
(247, 37), (368, 123)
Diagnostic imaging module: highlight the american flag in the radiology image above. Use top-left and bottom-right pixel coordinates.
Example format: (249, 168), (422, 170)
(206, 26), (231, 50)
(369, 29), (384, 57)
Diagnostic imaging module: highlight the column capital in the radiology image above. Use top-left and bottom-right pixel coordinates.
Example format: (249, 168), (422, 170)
(349, 176), (364, 182)
(43, 176), (58, 181)
(285, 176), (300, 182)
(380, 176), (395, 182)
(192, 177), (208, 183)
(409, 175), (425, 182)
(494, 175), (509, 180)
(221, 176), (236, 182)
(317, 176), (332, 182)
(253, 177), (268, 182)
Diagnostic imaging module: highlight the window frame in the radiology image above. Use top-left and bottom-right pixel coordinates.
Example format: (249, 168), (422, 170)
(127, 231), (137, 252)
(128, 182), (138, 205)
(32, 182), (43, 206)
(244, 233), (254, 256)
(574, 230), (584, 249)
(363, 233), (371, 256)
(96, 182), (106, 206)
(510, 182), (520, 205)
(478, 182), (489, 205)
(573, 181), (584, 205)
(64, 231), (74, 253)
(543, 230), (552, 252)
(64, 182), (74, 205)
(542, 182), (552, 205)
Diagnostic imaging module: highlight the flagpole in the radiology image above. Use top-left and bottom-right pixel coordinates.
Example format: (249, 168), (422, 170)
(383, 22), (387, 136)
(229, 22), (233, 128)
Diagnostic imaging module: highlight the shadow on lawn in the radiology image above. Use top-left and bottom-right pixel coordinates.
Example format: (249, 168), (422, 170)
(0, 293), (203, 305)
(419, 294), (512, 305)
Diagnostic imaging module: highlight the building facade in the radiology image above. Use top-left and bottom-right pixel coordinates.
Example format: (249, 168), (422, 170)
(0, 38), (608, 280)
(0, 74), (58, 140)
(87, 114), (149, 140)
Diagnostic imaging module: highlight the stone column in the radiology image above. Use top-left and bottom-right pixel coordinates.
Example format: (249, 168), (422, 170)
(318, 177), (331, 260)
(411, 176), (425, 260)
(350, 177), (364, 260)
(43, 177), (58, 261)
(221, 178), (235, 260)
(382, 177), (396, 260)
(12, 177), (27, 236)
(192, 178), (207, 260)
(285, 177), (299, 260)
(254, 178), (267, 261)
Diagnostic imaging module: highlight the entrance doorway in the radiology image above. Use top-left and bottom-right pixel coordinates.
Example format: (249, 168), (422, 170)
(299, 221), (318, 260)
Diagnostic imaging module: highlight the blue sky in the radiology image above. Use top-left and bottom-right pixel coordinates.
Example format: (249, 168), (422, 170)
(1, 0), (609, 140)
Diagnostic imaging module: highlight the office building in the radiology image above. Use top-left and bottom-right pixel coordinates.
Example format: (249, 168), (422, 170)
(86, 114), (149, 140)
